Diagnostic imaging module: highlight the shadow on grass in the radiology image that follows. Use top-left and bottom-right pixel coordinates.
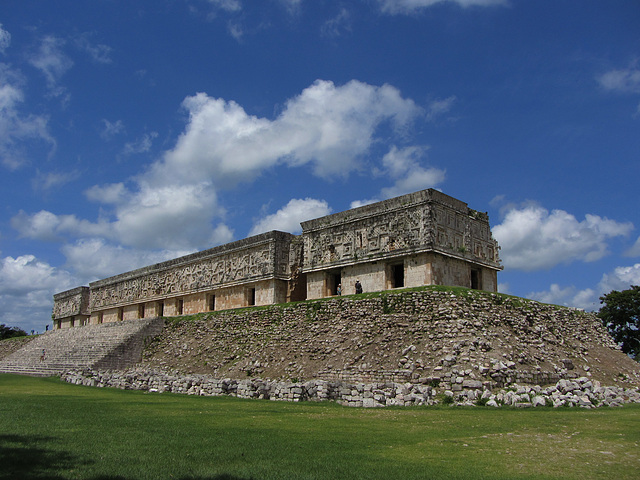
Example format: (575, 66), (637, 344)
(0, 433), (91, 480)
(0, 434), (256, 480)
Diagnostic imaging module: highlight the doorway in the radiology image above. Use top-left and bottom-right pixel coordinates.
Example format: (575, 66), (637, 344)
(471, 269), (481, 290)
(391, 264), (404, 289)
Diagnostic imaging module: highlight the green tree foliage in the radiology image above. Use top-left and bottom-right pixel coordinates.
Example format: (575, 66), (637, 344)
(598, 285), (640, 359)
(0, 324), (28, 340)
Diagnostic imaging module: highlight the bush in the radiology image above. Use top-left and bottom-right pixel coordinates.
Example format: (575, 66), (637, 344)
(0, 324), (27, 340)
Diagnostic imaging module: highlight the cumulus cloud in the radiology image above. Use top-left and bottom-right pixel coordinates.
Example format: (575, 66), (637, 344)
(598, 263), (640, 294)
(112, 182), (230, 249)
(0, 254), (75, 332)
(351, 145), (446, 207)
(528, 263), (640, 311)
(249, 198), (332, 236)
(0, 64), (55, 170)
(85, 182), (128, 205)
(155, 80), (420, 188)
(493, 203), (633, 271)
(61, 238), (193, 282)
(14, 79), (421, 254)
(380, 145), (446, 198)
(378, 0), (508, 14)
(11, 210), (112, 242)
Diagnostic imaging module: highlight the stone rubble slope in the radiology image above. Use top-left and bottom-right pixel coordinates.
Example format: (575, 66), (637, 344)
(141, 288), (640, 392)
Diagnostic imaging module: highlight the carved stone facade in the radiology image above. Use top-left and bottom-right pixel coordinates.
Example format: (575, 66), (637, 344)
(53, 189), (502, 329)
(52, 287), (91, 329)
(301, 189), (501, 298)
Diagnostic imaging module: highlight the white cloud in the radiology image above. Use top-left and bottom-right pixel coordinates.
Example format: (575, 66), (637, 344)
(426, 96), (457, 121)
(598, 263), (640, 294)
(11, 210), (112, 242)
(60, 238), (192, 282)
(14, 80), (421, 253)
(493, 203), (633, 271)
(32, 169), (80, 192)
(528, 263), (640, 311)
(625, 236), (640, 257)
(380, 145), (446, 198)
(28, 35), (73, 95)
(156, 80), (420, 188)
(0, 254), (73, 296)
(122, 132), (158, 156)
(85, 182), (128, 205)
(352, 145), (446, 206)
(598, 66), (640, 94)
(112, 182), (228, 250)
(379, 0), (508, 14)
(321, 8), (352, 38)
(0, 24), (11, 54)
(205, 0), (242, 12)
(528, 284), (597, 310)
(100, 119), (125, 140)
(74, 33), (112, 64)
(0, 64), (55, 170)
(0, 254), (75, 332)
(249, 198), (331, 236)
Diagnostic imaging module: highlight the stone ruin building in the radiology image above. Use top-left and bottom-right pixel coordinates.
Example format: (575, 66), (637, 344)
(52, 189), (502, 330)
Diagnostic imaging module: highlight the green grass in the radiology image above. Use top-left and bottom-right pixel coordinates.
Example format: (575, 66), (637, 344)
(1, 374), (639, 480)
(171, 285), (533, 324)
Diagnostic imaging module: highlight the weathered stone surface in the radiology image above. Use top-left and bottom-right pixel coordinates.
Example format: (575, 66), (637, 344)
(60, 369), (640, 409)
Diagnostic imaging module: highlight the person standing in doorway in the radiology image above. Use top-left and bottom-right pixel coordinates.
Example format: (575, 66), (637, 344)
(355, 280), (363, 294)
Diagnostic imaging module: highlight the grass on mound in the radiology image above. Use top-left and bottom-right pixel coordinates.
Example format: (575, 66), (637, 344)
(1, 374), (639, 480)
(168, 285), (538, 325)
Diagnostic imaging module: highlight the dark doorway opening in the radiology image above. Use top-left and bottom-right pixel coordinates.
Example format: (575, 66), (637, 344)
(177, 299), (184, 315)
(471, 269), (481, 290)
(208, 294), (216, 311)
(392, 264), (404, 288)
(330, 271), (342, 295)
(248, 288), (256, 306)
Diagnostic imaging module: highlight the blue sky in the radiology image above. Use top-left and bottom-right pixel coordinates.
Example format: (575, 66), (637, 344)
(1, 0), (639, 333)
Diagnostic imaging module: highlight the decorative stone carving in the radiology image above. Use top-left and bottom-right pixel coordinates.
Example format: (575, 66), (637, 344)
(88, 231), (295, 310)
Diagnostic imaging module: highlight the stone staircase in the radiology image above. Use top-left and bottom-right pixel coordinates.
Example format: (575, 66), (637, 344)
(0, 318), (164, 376)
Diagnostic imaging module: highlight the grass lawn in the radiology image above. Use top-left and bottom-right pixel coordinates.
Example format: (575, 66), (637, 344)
(1, 374), (639, 480)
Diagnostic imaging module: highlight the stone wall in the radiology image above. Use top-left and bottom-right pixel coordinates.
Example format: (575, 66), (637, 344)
(61, 368), (640, 409)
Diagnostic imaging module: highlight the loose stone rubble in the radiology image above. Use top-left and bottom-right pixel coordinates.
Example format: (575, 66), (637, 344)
(140, 289), (640, 389)
(61, 368), (640, 409)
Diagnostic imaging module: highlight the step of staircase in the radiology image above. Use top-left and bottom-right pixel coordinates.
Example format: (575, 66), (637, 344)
(0, 318), (164, 376)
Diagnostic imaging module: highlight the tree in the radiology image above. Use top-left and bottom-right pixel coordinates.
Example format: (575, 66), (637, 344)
(0, 324), (28, 340)
(598, 285), (640, 359)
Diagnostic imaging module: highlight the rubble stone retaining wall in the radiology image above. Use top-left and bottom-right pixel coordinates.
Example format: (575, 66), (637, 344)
(61, 368), (640, 409)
